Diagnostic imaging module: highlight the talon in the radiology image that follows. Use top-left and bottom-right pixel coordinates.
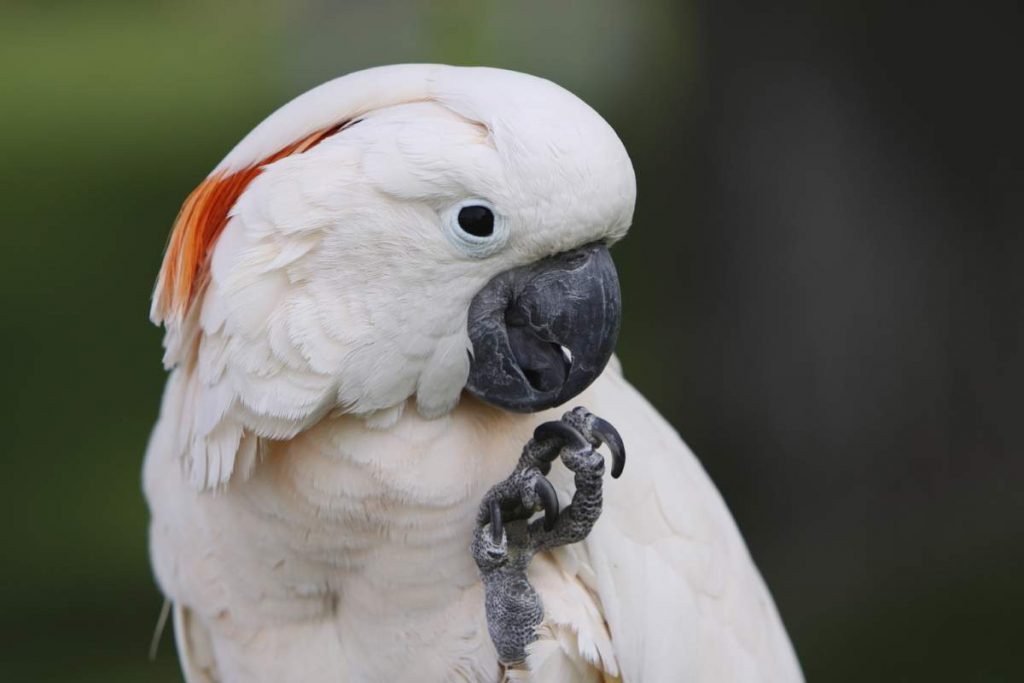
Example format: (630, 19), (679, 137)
(590, 417), (626, 478)
(534, 475), (560, 530)
(490, 499), (503, 543)
(533, 421), (590, 462)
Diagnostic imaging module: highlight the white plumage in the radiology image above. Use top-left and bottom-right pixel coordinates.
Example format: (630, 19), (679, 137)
(145, 64), (802, 682)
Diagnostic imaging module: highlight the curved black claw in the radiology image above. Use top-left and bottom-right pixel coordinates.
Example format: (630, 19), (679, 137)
(534, 475), (560, 531)
(533, 421), (590, 464)
(490, 499), (503, 543)
(590, 417), (626, 479)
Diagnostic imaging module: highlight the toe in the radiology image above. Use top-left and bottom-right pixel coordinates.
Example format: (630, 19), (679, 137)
(532, 421), (590, 461)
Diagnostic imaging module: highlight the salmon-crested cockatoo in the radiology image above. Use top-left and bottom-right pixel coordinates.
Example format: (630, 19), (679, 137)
(144, 64), (803, 683)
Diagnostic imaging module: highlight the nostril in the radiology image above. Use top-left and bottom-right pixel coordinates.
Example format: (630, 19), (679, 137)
(562, 252), (588, 268)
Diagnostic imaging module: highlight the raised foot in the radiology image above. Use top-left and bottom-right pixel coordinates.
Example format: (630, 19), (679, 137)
(471, 407), (625, 665)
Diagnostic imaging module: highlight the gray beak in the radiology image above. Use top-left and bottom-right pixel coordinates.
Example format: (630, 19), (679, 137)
(465, 243), (621, 412)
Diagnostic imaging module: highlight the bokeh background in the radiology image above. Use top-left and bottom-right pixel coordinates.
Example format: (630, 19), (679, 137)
(2, 1), (1021, 681)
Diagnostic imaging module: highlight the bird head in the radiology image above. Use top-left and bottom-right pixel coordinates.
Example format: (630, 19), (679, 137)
(153, 65), (635, 438)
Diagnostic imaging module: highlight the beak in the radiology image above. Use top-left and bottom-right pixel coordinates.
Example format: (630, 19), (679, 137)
(465, 243), (621, 412)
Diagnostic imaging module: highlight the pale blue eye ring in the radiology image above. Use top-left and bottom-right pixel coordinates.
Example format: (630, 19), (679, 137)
(444, 199), (508, 257)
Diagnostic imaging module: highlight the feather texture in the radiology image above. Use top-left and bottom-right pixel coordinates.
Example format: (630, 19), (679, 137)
(145, 64), (800, 682)
(147, 365), (802, 681)
(152, 123), (346, 326)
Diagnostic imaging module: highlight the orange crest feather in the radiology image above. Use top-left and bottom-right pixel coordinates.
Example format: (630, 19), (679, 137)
(152, 122), (346, 323)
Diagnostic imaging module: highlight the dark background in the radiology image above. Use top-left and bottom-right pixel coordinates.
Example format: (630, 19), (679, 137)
(1, 1), (1020, 681)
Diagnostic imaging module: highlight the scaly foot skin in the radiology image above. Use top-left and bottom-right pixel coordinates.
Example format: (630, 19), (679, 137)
(472, 407), (626, 666)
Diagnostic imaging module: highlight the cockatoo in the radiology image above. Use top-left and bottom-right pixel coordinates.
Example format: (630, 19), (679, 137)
(144, 64), (803, 682)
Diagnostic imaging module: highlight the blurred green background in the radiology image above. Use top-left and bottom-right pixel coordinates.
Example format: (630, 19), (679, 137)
(1, 1), (1021, 681)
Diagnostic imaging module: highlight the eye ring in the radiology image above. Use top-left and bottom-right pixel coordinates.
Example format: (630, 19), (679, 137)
(444, 199), (508, 257)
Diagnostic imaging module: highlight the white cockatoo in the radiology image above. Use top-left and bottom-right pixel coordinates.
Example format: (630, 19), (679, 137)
(144, 64), (803, 683)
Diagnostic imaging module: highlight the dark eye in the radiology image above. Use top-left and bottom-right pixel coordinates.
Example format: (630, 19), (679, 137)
(457, 205), (495, 238)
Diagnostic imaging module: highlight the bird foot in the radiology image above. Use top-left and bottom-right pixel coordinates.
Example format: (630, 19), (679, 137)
(471, 407), (625, 665)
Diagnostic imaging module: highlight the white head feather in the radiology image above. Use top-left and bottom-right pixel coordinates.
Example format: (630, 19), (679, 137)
(153, 64), (636, 488)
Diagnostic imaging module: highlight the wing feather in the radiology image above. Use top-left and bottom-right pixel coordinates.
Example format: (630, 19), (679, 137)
(507, 363), (800, 681)
(576, 368), (804, 682)
(174, 604), (221, 683)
